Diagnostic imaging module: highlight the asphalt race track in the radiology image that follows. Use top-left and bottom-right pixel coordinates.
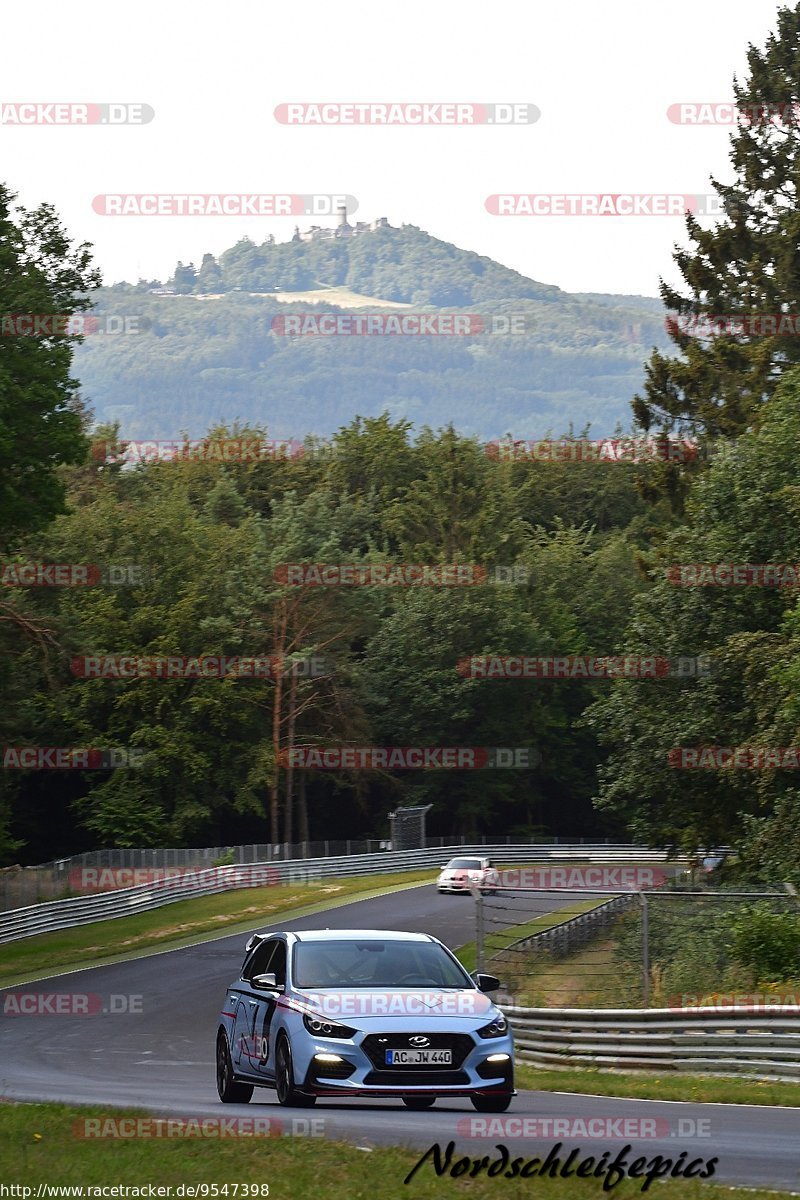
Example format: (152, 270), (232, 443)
(1, 884), (798, 1191)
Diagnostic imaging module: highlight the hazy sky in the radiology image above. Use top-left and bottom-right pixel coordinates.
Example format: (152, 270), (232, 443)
(1, 0), (786, 296)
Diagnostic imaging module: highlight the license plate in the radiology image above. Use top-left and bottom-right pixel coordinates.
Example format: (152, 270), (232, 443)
(385, 1049), (452, 1065)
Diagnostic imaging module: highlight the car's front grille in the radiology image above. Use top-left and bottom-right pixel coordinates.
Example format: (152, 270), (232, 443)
(361, 1032), (474, 1072)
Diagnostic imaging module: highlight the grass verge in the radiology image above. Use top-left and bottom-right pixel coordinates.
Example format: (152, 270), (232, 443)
(0, 872), (431, 988)
(455, 898), (607, 973)
(0, 1102), (788, 1198)
(516, 1064), (800, 1107)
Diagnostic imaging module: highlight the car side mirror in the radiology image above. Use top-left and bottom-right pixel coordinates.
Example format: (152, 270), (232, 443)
(472, 972), (501, 993)
(252, 972), (283, 991)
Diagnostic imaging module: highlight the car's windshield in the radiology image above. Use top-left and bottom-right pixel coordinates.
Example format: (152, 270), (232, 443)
(292, 939), (474, 989)
(446, 858), (482, 869)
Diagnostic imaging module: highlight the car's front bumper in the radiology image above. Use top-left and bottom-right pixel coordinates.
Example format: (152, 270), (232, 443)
(299, 1030), (515, 1096)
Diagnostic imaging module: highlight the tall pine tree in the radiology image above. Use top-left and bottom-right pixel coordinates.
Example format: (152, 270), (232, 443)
(635, 5), (800, 443)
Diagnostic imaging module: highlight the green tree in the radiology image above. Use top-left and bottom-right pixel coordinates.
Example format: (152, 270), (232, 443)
(728, 904), (800, 982)
(171, 261), (197, 294)
(634, 5), (800, 443)
(0, 183), (100, 548)
(195, 252), (224, 294)
(587, 367), (800, 850)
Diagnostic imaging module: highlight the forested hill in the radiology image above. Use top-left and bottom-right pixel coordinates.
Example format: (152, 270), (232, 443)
(75, 222), (671, 441)
(170, 222), (566, 304)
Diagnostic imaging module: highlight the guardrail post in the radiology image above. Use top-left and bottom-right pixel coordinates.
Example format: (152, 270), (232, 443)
(475, 888), (485, 972)
(641, 891), (650, 1007)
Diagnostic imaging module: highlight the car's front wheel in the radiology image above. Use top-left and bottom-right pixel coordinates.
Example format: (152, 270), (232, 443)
(216, 1032), (253, 1104)
(275, 1035), (317, 1107)
(402, 1096), (436, 1110)
(470, 1093), (513, 1113)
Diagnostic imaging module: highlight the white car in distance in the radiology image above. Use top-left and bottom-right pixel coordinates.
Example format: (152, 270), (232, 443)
(437, 856), (498, 895)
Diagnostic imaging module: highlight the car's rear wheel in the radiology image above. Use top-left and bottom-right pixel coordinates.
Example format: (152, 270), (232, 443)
(470, 1093), (513, 1113)
(216, 1032), (253, 1104)
(402, 1096), (436, 1110)
(275, 1035), (317, 1107)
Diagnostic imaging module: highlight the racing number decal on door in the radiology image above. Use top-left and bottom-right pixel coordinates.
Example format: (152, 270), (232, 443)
(257, 997), (277, 1066)
(232, 998), (253, 1066)
(234, 997), (276, 1068)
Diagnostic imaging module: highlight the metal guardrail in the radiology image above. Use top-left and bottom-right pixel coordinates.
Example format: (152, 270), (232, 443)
(503, 1004), (800, 1079)
(0, 838), (693, 911)
(0, 844), (683, 945)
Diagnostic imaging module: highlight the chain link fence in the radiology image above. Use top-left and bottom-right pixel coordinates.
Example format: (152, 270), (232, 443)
(476, 885), (799, 1009)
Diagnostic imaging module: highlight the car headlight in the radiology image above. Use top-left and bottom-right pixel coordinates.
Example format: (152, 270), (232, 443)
(477, 1012), (508, 1039)
(302, 1014), (357, 1038)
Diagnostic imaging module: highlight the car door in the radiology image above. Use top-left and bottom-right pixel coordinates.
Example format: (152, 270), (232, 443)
(232, 937), (279, 1078)
(252, 940), (286, 1081)
(237, 937), (286, 1081)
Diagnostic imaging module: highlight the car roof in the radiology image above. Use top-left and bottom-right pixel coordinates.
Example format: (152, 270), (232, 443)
(288, 928), (434, 943)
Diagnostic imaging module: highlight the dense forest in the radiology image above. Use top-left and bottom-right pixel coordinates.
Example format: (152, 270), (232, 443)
(0, 412), (662, 862)
(1, 386), (799, 885)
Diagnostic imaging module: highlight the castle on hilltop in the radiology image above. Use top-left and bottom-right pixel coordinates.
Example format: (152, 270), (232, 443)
(293, 206), (389, 243)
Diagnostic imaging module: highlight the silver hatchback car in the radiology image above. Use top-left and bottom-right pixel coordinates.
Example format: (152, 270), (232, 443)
(216, 928), (514, 1111)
